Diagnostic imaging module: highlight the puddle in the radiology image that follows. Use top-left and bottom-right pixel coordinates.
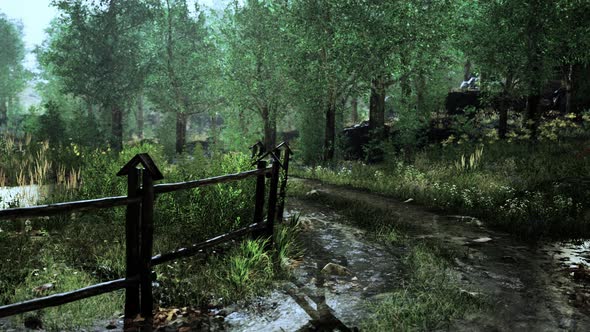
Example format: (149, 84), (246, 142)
(224, 289), (313, 331)
(545, 240), (590, 267)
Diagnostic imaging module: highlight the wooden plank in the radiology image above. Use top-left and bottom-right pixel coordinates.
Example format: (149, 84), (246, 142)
(0, 277), (136, 318)
(124, 168), (141, 319)
(140, 171), (155, 322)
(0, 196), (140, 220)
(265, 152), (281, 240)
(275, 141), (294, 154)
(151, 222), (264, 266)
(277, 148), (291, 222)
(154, 168), (270, 194)
(253, 161), (267, 224)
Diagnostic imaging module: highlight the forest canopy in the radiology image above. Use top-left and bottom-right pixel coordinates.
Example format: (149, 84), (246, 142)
(0, 0), (589, 161)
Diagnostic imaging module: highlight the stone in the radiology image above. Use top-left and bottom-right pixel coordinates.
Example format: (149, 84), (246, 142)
(306, 189), (320, 197)
(321, 263), (350, 276)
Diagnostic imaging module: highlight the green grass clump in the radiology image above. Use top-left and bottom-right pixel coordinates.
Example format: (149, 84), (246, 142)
(10, 254), (123, 331)
(294, 138), (590, 239)
(154, 238), (275, 307)
(363, 245), (480, 331)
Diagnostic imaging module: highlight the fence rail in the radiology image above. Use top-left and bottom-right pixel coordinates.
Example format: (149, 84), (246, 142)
(154, 168), (270, 194)
(0, 196), (140, 220)
(0, 141), (292, 332)
(0, 278), (137, 318)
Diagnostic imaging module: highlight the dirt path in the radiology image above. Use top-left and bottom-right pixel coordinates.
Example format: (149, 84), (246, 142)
(225, 194), (405, 331)
(283, 179), (590, 331)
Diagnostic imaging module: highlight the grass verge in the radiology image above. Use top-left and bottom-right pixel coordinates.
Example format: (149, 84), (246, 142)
(293, 138), (590, 239)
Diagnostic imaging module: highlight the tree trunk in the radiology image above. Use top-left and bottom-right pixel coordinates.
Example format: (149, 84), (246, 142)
(400, 54), (412, 111)
(564, 64), (573, 114)
(0, 97), (7, 127)
(351, 97), (358, 124)
(463, 60), (472, 81)
(416, 73), (426, 113)
(324, 102), (336, 161)
(137, 94), (144, 140)
(111, 105), (123, 151)
(499, 102), (508, 139)
(526, 94), (541, 140)
(498, 73), (514, 139)
(210, 114), (217, 147)
(369, 77), (386, 132)
(262, 106), (277, 152)
(400, 74), (411, 112)
(175, 112), (187, 154)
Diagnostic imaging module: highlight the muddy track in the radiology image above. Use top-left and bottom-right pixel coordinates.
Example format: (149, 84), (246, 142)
(225, 194), (405, 331)
(285, 178), (590, 331)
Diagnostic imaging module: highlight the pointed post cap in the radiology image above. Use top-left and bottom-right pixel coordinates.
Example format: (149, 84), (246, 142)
(117, 153), (164, 180)
(276, 141), (294, 155)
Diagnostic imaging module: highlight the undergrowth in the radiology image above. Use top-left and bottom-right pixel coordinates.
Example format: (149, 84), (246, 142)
(294, 137), (590, 239)
(0, 142), (298, 330)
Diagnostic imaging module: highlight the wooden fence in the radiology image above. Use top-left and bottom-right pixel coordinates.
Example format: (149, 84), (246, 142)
(0, 142), (293, 331)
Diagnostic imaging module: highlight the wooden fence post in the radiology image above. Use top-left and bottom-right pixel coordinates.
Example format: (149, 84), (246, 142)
(276, 146), (292, 223)
(253, 160), (267, 238)
(124, 168), (141, 326)
(140, 169), (155, 330)
(117, 153), (163, 332)
(266, 150), (281, 241)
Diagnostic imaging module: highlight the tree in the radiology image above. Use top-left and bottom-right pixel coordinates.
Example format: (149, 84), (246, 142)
(551, 0), (590, 114)
(41, 0), (153, 150)
(146, 0), (216, 154)
(348, 0), (456, 135)
(465, 0), (558, 139)
(288, 0), (360, 161)
(219, 0), (291, 152)
(0, 13), (27, 130)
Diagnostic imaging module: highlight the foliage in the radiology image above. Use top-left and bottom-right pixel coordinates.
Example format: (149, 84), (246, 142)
(9, 253), (123, 331)
(0, 12), (27, 130)
(0, 143), (299, 329)
(218, 0), (291, 150)
(145, 0), (217, 154)
(454, 145), (484, 172)
(362, 245), (480, 331)
(40, 0), (154, 150)
(36, 101), (66, 145)
(296, 135), (590, 239)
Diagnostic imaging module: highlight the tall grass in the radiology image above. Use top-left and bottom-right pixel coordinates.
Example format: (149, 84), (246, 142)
(295, 136), (590, 239)
(0, 142), (299, 330)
